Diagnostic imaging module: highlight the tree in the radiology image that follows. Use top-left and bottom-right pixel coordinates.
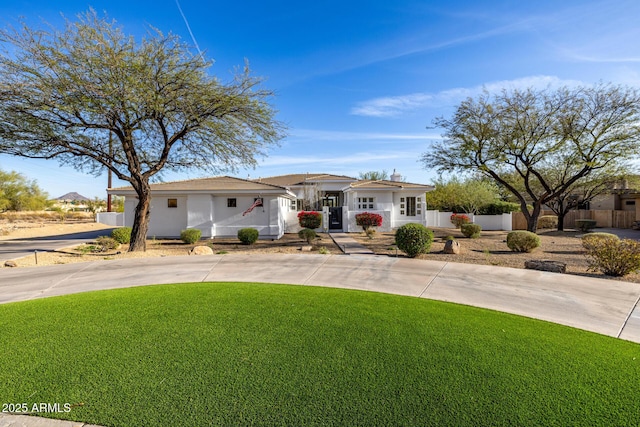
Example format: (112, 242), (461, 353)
(359, 170), (388, 181)
(0, 10), (284, 251)
(503, 165), (632, 231)
(421, 85), (640, 232)
(424, 176), (501, 214)
(0, 169), (49, 211)
(86, 197), (107, 218)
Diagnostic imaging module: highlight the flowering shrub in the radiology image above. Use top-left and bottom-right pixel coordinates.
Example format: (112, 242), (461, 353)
(450, 213), (471, 228)
(297, 211), (322, 229)
(355, 212), (383, 231)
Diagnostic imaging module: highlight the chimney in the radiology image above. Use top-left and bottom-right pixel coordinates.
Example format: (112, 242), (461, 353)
(390, 169), (402, 182)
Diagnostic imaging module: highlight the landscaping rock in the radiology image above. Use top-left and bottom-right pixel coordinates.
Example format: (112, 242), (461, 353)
(444, 239), (461, 254)
(524, 259), (567, 274)
(299, 245), (313, 252)
(189, 245), (213, 256)
(4, 260), (17, 268)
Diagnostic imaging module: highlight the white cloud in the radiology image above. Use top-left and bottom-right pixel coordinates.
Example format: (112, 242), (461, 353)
(350, 75), (584, 118)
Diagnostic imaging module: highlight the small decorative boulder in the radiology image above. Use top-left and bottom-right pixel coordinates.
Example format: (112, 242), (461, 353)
(524, 259), (567, 274)
(189, 245), (214, 256)
(299, 245), (313, 252)
(444, 239), (461, 254)
(4, 260), (18, 267)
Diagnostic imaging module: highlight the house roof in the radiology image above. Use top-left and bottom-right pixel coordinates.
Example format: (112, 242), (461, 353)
(346, 179), (434, 191)
(55, 192), (90, 202)
(108, 176), (293, 195)
(255, 173), (357, 186)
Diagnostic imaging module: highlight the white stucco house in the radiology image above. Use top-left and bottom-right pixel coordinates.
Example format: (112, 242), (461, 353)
(107, 172), (433, 239)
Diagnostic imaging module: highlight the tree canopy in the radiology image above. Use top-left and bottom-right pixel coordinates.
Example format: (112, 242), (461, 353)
(358, 170), (389, 181)
(421, 84), (640, 232)
(0, 10), (285, 250)
(424, 176), (504, 214)
(0, 169), (49, 211)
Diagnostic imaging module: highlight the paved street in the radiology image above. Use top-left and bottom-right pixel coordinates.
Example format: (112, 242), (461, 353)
(0, 228), (116, 263)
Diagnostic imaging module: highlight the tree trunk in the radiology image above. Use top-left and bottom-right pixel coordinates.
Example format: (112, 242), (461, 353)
(129, 181), (151, 252)
(557, 212), (565, 231)
(526, 204), (542, 233)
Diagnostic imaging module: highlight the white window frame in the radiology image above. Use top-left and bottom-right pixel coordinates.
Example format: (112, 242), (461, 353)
(357, 197), (375, 210)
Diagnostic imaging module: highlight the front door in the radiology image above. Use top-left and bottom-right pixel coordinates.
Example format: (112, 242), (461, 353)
(329, 207), (343, 230)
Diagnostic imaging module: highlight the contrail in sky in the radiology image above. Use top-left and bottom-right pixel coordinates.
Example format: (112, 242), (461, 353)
(175, 0), (205, 61)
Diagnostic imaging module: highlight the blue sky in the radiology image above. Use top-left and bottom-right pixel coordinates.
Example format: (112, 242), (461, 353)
(1, 0), (639, 198)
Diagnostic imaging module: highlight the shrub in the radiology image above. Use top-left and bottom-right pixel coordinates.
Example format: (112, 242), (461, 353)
(581, 232), (619, 250)
(355, 212), (383, 231)
(537, 215), (558, 230)
(365, 228), (376, 239)
(111, 227), (132, 244)
(450, 213), (471, 228)
(461, 223), (482, 238)
(575, 219), (597, 232)
(506, 231), (540, 253)
(477, 201), (521, 215)
(297, 211), (322, 229)
(298, 228), (317, 244)
(237, 228), (259, 245)
(395, 223), (433, 258)
(586, 238), (640, 276)
(318, 246), (330, 255)
(95, 236), (120, 252)
(180, 228), (202, 244)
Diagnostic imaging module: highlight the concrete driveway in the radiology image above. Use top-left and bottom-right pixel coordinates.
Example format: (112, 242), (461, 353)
(0, 228), (116, 263)
(1, 253), (639, 343)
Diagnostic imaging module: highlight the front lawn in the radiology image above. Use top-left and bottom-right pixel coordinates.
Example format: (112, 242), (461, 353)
(1, 282), (639, 426)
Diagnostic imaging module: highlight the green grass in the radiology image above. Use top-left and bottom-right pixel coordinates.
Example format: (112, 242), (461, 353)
(1, 282), (639, 426)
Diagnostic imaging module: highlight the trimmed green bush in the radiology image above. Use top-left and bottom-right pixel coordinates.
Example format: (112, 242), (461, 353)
(395, 223), (433, 258)
(298, 228), (317, 244)
(237, 228), (259, 245)
(180, 228), (202, 244)
(575, 219), (597, 232)
(581, 232), (619, 250)
(537, 215), (558, 230)
(586, 238), (640, 276)
(461, 223), (482, 238)
(506, 231), (540, 253)
(111, 226), (132, 244)
(95, 236), (120, 252)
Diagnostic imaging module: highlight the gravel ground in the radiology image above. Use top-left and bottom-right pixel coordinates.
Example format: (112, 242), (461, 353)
(350, 227), (640, 284)
(3, 220), (640, 283)
(1, 221), (341, 267)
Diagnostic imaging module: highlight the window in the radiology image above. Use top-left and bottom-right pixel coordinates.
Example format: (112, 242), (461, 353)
(626, 200), (636, 206)
(357, 197), (375, 210)
(167, 198), (177, 208)
(227, 198), (237, 208)
(406, 197), (416, 216)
